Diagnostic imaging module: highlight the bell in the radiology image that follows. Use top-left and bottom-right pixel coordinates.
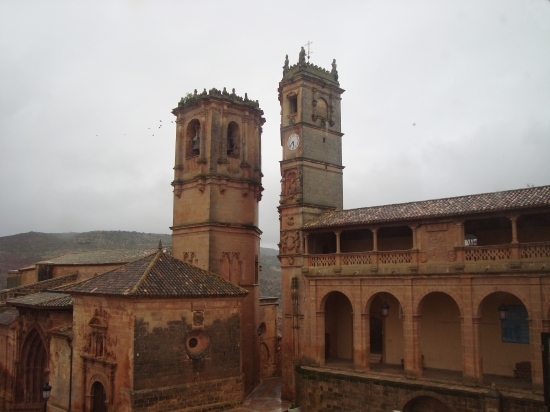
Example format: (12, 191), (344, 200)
(192, 136), (200, 151)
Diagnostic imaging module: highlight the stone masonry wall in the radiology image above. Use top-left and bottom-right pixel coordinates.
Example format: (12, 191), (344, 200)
(295, 367), (545, 412)
(133, 311), (241, 390)
(130, 375), (243, 412)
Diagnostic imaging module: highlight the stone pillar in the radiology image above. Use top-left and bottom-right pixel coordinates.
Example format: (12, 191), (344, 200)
(460, 275), (483, 385)
(353, 310), (366, 372)
(335, 231), (342, 267)
(509, 215), (519, 244)
(304, 234), (309, 255)
(409, 225), (419, 249)
(529, 276), (544, 392)
(360, 313), (370, 371)
(372, 228), (379, 267)
(372, 228), (378, 251)
(403, 278), (422, 378)
(316, 311), (325, 366)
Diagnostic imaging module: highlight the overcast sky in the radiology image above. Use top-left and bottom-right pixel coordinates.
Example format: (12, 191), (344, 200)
(1, 1), (549, 249)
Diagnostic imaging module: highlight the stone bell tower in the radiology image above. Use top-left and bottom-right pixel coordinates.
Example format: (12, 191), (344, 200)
(171, 88), (265, 392)
(278, 48), (345, 399)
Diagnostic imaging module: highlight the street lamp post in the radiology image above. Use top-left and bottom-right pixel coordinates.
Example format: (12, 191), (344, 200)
(42, 383), (52, 412)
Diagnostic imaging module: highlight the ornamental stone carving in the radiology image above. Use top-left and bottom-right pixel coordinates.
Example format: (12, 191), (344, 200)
(280, 231), (301, 254)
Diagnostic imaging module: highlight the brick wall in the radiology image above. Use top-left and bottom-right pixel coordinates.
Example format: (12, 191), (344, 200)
(130, 375), (243, 412)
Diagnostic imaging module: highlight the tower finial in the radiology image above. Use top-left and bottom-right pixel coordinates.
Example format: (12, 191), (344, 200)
(299, 47), (306, 66)
(304, 40), (313, 62)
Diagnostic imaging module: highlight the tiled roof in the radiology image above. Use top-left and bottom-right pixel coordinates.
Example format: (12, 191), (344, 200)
(36, 248), (159, 266)
(67, 250), (248, 298)
(305, 185), (550, 229)
(7, 292), (73, 309)
(0, 308), (19, 325)
(0, 273), (78, 304)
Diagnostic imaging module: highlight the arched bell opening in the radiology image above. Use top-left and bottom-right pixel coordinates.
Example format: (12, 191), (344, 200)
(227, 121), (240, 157)
(186, 119), (201, 158)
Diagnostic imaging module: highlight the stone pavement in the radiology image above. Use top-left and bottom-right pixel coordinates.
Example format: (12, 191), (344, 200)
(228, 378), (291, 412)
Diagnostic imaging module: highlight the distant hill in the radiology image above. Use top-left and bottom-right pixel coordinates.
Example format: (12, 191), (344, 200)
(0, 232), (281, 298)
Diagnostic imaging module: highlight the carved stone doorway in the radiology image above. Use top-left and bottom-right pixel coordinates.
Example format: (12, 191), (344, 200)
(92, 381), (107, 412)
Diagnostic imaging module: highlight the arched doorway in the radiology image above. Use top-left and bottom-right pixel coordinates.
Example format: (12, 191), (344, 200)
(92, 381), (107, 412)
(478, 292), (531, 379)
(403, 395), (452, 412)
(15, 328), (47, 406)
(370, 316), (383, 362)
(368, 293), (404, 366)
(324, 291), (353, 363)
(418, 292), (462, 371)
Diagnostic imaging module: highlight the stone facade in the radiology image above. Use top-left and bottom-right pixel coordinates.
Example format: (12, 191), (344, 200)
(278, 49), (550, 411)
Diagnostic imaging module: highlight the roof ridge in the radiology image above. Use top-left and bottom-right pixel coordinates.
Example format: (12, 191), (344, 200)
(337, 185), (550, 215)
(129, 249), (163, 295)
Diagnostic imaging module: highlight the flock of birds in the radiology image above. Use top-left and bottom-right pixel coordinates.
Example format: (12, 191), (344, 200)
(94, 119), (175, 138)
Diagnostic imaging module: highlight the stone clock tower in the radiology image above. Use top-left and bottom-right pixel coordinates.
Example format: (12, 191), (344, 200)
(171, 88), (265, 392)
(278, 48), (345, 399)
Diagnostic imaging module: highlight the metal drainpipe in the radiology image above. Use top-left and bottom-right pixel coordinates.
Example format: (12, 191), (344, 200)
(67, 335), (73, 412)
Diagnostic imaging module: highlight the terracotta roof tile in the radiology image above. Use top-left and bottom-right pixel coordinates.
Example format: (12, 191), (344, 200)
(7, 292), (73, 309)
(36, 248), (161, 265)
(305, 185), (550, 229)
(67, 250), (248, 298)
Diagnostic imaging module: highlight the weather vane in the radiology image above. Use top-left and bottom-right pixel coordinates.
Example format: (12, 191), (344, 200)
(304, 40), (313, 62)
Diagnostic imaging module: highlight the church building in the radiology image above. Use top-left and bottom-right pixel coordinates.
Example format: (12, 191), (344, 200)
(0, 88), (275, 412)
(278, 48), (550, 411)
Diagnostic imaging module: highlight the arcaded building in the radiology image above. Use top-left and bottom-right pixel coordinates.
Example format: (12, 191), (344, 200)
(278, 49), (550, 411)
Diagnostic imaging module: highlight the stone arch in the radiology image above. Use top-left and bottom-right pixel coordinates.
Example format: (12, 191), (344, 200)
(415, 288), (463, 318)
(86, 373), (111, 411)
(417, 292), (462, 371)
(401, 391), (456, 412)
(477, 291), (531, 377)
(365, 290), (405, 315)
(319, 289), (354, 313)
(474, 287), (531, 319)
(15, 327), (48, 404)
(323, 291), (354, 362)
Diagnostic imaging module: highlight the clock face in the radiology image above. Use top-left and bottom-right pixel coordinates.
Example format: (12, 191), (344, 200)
(287, 133), (300, 151)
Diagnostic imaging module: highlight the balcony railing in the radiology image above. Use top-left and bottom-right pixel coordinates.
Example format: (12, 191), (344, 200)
(304, 241), (550, 275)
